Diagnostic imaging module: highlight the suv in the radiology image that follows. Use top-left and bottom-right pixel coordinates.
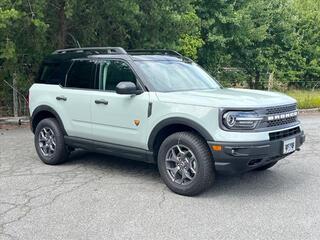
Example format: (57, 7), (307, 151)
(29, 47), (305, 196)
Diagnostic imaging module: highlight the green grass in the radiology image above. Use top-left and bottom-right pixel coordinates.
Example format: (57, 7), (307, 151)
(285, 90), (320, 109)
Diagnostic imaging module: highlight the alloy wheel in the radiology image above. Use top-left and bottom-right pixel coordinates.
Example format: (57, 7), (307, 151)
(38, 127), (56, 157)
(165, 144), (198, 185)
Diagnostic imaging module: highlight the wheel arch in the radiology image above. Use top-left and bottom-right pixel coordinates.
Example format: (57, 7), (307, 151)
(31, 105), (67, 135)
(148, 117), (214, 154)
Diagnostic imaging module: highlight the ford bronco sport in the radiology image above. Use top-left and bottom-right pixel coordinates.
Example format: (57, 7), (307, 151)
(29, 47), (305, 196)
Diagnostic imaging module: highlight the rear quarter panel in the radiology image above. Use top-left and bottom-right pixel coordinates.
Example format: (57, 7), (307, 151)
(29, 84), (71, 134)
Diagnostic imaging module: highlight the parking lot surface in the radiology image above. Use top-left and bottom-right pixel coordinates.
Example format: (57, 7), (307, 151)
(0, 113), (320, 240)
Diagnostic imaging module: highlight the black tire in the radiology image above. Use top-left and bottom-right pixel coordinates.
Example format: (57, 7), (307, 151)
(34, 118), (69, 165)
(157, 132), (215, 196)
(254, 161), (278, 171)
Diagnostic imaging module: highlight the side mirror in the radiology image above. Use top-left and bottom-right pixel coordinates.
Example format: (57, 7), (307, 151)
(115, 81), (143, 95)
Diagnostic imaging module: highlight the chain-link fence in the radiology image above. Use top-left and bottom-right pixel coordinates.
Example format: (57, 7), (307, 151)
(0, 72), (319, 117)
(0, 79), (29, 117)
(217, 70), (320, 91)
(0, 96), (28, 117)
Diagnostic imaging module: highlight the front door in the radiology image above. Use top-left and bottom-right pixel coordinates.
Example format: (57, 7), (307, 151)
(91, 60), (150, 149)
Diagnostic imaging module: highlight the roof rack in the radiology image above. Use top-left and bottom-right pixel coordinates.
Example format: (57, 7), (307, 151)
(51, 47), (188, 61)
(127, 49), (183, 58)
(53, 47), (127, 55)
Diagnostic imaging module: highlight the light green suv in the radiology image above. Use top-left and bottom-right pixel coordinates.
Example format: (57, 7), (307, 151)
(29, 47), (305, 196)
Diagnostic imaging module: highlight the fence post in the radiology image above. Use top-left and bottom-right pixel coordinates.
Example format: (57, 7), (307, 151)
(268, 71), (274, 91)
(12, 73), (18, 117)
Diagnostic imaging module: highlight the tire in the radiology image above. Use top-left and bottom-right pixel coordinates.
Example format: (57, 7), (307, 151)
(34, 118), (69, 165)
(254, 161), (278, 171)
(157, 132), (215, 196)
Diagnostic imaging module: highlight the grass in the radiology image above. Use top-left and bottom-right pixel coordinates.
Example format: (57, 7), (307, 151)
(285, 90), (320, 109)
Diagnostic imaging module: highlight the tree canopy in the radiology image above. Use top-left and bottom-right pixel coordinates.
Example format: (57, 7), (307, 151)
(0, 0), (319, 115)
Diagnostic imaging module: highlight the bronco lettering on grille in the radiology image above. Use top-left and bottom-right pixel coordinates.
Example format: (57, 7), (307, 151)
(267, 111), (298, 121)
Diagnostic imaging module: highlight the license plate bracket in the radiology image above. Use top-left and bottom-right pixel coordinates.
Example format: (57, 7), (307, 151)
(283, 138), (296, 154)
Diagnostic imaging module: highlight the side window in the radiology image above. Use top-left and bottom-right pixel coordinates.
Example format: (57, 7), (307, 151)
(100, 60), (136, 91)
(37, 61), (71, 85)
(66, 60), (95, 89)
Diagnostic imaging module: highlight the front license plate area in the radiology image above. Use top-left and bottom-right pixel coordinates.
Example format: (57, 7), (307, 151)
(283, 138), (296, 154)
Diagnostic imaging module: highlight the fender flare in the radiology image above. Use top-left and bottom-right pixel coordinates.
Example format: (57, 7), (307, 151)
(31, 105), (67, 135)
(147, 117), (214, 150)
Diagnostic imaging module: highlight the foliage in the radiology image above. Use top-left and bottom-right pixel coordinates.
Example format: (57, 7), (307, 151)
(0, 0), (320, 115)
(286, 90), (320, 109)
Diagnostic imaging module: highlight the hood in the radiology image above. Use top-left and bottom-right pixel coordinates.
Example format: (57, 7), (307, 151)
(155, 88), (296, 108)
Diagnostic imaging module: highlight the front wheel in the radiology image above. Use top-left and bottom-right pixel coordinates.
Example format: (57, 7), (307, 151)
(157, 132), (215, 196)
(34, 118), (69, 165)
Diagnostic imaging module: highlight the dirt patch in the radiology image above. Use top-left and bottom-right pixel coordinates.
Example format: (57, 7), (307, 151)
(0, 123), (30, 131)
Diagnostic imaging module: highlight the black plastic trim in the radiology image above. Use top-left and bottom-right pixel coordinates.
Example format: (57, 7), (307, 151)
(148, 117), (214, 150)
(208, 130), (305, 174)
(147, 102), (152, 117)
(31, 105), (67, 135)
(64, 136), (154, 163)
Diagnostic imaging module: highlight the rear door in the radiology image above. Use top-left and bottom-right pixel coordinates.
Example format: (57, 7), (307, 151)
(59, 60), (96, 138)
(91, 60), (150, 149)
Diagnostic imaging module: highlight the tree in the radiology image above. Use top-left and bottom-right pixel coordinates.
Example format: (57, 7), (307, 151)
(0, 0), (48, 115)
(197, 0), (307, 89)
(292, 0), (320, 89)
(0, 0), (319, 116)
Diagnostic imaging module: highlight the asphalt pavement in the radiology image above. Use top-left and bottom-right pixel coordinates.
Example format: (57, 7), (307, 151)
(0, 113), (320, 240)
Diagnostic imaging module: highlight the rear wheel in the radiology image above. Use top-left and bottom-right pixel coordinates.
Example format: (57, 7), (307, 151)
(157, 132), (215, 196)
(254, 161), (278, 171)
(34, 118), (69, 165)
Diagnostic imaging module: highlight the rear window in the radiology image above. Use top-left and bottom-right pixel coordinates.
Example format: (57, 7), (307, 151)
(36, 61), (72, 85)
(65, 60), (96, 89)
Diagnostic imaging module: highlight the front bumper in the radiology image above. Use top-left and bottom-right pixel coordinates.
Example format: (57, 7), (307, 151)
(208, 131), (305, 174)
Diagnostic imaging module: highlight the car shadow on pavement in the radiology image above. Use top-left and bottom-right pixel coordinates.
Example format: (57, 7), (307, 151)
(203, 168), (302, 199)
(65, 150), (301, 198)
(65, 149), (160, 182)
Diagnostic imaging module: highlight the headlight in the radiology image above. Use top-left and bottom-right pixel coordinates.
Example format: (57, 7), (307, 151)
(222, 111), (263, 130)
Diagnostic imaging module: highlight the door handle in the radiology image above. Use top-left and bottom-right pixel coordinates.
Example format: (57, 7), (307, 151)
(95, 99), (108, 105)
(56, 96), (67, 101)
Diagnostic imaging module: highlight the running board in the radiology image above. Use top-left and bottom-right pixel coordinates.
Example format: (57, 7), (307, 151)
(64, 136), (155, 163)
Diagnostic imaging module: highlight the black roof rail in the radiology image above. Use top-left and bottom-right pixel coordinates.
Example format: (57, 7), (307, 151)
(127, 49), (183, 58)
(52, 47), (127, 55)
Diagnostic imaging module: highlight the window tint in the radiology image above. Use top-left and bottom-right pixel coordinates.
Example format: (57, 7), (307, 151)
(37, 61), (71, 85)
(66, 61), (95, 89)
(100, 60), (136, 91)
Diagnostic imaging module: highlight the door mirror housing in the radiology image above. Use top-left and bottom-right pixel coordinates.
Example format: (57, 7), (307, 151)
(115, 82), (143, 95)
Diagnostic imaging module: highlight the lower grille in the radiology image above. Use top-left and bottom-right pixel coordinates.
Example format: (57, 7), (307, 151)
(269, 127), (301, 141)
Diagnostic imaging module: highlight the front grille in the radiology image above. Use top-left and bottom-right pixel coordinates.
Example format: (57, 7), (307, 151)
(266, 104), (297, 115)
(269, 127), (300, 141)
(259, 104), (298, 128)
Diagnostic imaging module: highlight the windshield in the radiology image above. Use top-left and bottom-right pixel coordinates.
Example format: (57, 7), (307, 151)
(135, 60), (221, 92)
